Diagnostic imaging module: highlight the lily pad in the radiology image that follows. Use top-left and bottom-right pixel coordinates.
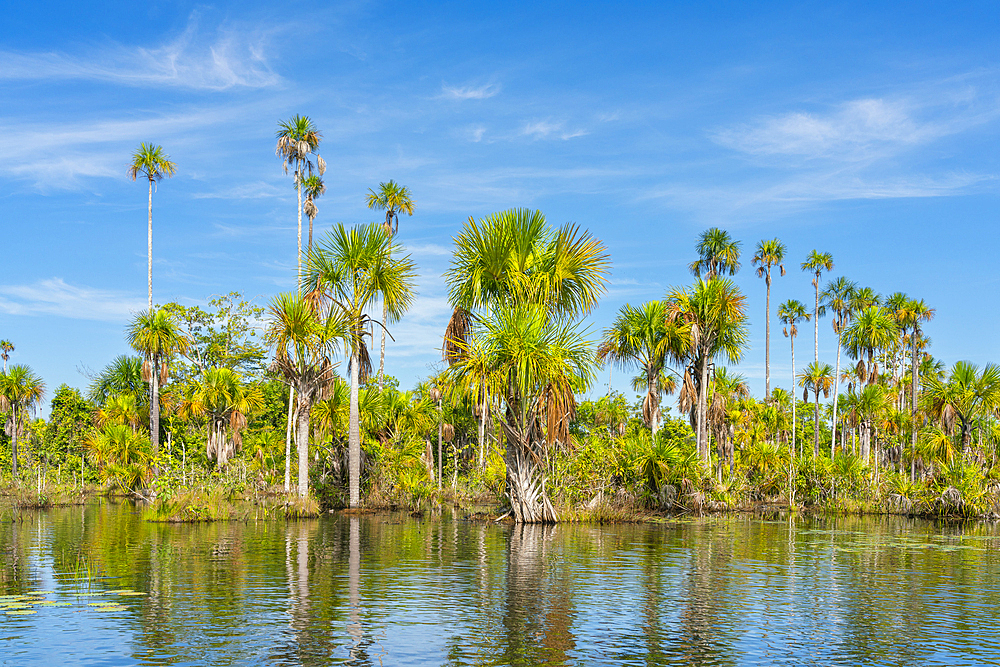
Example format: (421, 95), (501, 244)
(5, 610), (37, 615)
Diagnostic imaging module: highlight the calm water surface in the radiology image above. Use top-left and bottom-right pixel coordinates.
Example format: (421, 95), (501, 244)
(1, 503), (999, 666)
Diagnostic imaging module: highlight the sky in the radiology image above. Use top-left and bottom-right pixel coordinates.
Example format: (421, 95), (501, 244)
(2, 0), (1000, 413)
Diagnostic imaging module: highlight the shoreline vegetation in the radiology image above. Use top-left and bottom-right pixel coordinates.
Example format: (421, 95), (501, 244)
(2, 127), (996, 526)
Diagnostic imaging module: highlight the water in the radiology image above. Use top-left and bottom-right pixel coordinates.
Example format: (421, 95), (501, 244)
(2, 503), (1000, 666)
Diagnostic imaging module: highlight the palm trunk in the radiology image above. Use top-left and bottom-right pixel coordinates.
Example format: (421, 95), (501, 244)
(478, 404), (486, 468)
(910, 330), (919, 482)
(147, 179), (153, 310)
(765, 273), (772, 398)
(284, 386), (294, 492)
(502, 423), (557, 523)
(10, 405), (18, 479)
(649, 367), (660, 440)
(697, 354), (710, 463)
(296, 392), (310, 498)
(349, 349), (361, 508)
(437, 400), (443, 490)
(832, 328), (842, 457)
(813, 390), (820, 459)
(296, 170), (303, 286)
(150, 356), (160, 461)
(813, 279), (819, 364)
(378, 303), (386, 390)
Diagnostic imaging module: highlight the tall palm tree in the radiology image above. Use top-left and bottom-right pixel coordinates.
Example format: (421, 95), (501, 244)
(665, 279), (750, 463)
(820, 277), (856, 455)
(303, 223), (417, 507)
(0, 340), (13, 373)
(752, 239), (786, 397)
(778, 299), (809, 460)
(690, 227), (741, 279)
(266, 293), (342, 497)
(128, 143), (176, 310)
(125, 308), (188, 461)
(801, 250), (834, 364)
(903, 298), (934, 480)
(276, 115), (326, 283)
(366, 181), (415, 389)
(0, 365), (45, 478)
(597, 301), (677, 439)
(444, 209), (609, 521)
(301, 175), (326, 256)
(843, 306), (899, 387)
(798, 361), (835, 458)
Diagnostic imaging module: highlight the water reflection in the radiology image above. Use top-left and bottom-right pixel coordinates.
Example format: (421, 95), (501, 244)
(4, 506), (1000, 665)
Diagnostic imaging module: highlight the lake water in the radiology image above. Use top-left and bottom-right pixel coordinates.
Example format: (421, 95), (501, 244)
(1, 503), (1000, 666)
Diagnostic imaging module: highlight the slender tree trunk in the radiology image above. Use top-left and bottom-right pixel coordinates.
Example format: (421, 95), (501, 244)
(150, 356), (160, 460)
(813, 390), (820, 459)
(296, 394), (309, 498)
(437, 399), (443, 490)
(296, 170), (303, 286)
(832, 328), (842, 457)
(10, 406), (18, 479)
(147, 179), (153, 310)
(478, 404), (486, 468)
(697, 355), (710, 463)
(813, 278), (819, 364)
(284, 386), (294, 493)
(790, 337), (797, 460)
(378, 303), (386, 390)
(349, 350), (361, 508)
(649, 367), (660, 440)
(910, 330), (919, 482)
(765, 273), (772, 398)
(308, 217), (314, 257)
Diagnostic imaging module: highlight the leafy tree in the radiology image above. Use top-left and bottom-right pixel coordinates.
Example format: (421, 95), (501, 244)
(801, 250), (834, 364)
(304, 223), (418, 506)
(752, 238), (786, 397)
(128, 143), (176, 309)
(665, 278), (750, 464)
(275, 115), (325, 282)
(185, 367), (265, 467)
(923, 361), (1000, 458)
(125, 308), (189, 462)
(690, 227), (740, 279)
(89, 355), (147, 407)
(42, 385), (94, 463)
(0, 365), (45, 477)
(798, 362), (835, 458)
(843, 306), (899, 386)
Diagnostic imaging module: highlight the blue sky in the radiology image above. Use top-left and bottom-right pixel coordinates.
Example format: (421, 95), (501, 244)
(3, 1), (1000, 412)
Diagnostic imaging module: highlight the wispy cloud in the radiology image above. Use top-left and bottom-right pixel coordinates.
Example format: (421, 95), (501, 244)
(521, 120), (588, 140)
(441, 83), (500, 100)
(0, 13), (280, 90)
(0, 278), (144, 322)
(192, 181), (289, 200)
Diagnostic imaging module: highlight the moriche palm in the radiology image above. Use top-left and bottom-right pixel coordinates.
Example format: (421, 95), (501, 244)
(752, 238), (786, 398)
(128, 143), (176, 310)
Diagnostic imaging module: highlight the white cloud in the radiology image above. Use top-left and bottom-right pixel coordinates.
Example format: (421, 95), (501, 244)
(715, 99), (921, 161)
(441, 83), (501, 100)
(521, 120), (589, 141)
(0, 278), (144, 322)
(192, 181), (289, 200)
(0, 13), (279, 90)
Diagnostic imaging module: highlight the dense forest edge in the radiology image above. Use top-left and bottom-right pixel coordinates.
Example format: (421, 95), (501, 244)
(2, 127), (996, 525)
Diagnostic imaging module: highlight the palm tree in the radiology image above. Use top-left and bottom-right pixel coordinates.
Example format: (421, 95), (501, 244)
(442, 335), (496, 468)
(778, 299), (809, 460)
(276, 115), (326, 283)
(903, 298), (934, 480)
(88, 355), (147, 407)
(125, 309), (188, 461)
(266, 292), (343, 497)
(366, 181), (415, 389)
(708, 367), (750, 475)
(842, 306), (899, 386)
(752, 239), (786, 397)
(189, 368), (265, 467)
(303, 223), (417, 507)
(820, 277), (855, 455)
(801, 250), (834, 364)
(597, 301), (677, 439)
(854, 384), (891, 465)
(665, 278), (750, 463)
(366, 180), (415, 237)
(690, 227), (740, 279)
(923, 361), (1000, 459)
(301, 175), (326, 255)
(0, 340), (13, 372)
(0, 365), (45, 478)
(798, 362), (835, 458)
(128, 143), (177, 310)
(444, 209), (609, 521)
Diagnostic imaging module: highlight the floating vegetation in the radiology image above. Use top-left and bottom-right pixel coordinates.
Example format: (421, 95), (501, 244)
(0, 587), (145, 620)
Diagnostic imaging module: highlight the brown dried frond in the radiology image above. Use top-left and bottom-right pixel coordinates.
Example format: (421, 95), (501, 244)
(442, 423), (455, 442)
(141, 360), (152, 383)
(443, 308), (471, 364)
